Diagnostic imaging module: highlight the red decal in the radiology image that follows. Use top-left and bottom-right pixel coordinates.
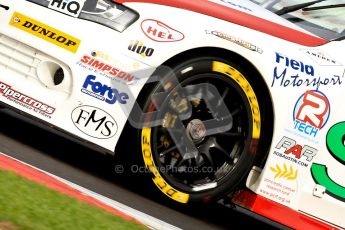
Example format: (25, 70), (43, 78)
(141, 19), (184, 42)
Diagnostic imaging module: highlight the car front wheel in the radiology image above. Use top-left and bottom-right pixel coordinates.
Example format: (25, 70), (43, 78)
(140, 57), (262, 204)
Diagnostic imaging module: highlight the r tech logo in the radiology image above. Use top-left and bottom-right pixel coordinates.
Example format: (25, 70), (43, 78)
(293, 90), (330, 137)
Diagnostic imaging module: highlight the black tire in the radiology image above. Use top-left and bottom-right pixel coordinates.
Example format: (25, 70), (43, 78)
(139, 56), (262, 204)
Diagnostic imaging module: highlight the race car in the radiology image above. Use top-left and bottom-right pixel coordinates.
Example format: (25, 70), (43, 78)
(0, 0), (344, 228)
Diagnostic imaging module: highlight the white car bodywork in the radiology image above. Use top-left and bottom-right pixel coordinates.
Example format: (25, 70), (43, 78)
(0, 0), (344, 228)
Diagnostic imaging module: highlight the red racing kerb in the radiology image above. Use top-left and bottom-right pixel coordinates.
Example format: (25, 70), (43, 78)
(0, 153), (141, 224)
(114, 0), (328, 46)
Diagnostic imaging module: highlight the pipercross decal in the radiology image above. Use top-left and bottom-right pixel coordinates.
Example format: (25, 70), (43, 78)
(141, 19), (184, 42)
(293, 90), (330, 138)
(48, 0), (86, 17)
(9, 12), (80, 53)
(0, 81), (55, 118)
(71, 105), (117, 139)
(312, 122), (345, 201)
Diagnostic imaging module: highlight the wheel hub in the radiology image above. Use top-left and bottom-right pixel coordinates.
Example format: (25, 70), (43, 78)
(186, 119), (207, 144)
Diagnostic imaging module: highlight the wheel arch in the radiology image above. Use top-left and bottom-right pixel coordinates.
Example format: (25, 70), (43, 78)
(116, 47), (274, 170)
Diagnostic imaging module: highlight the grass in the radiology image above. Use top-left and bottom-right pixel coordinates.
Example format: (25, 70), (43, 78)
(0, 169), (146, 230)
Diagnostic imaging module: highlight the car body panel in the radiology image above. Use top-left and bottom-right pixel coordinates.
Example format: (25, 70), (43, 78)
(117, 0), (328, 46)
(1, 0), (345, 228)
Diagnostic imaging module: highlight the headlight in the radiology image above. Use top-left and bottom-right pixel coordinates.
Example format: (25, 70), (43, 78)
(26, 0), (138, 32)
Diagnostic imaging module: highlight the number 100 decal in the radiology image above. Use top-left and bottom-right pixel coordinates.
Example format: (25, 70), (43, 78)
(311, 122), (345, 201)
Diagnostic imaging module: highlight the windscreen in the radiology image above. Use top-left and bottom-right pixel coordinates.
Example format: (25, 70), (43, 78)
(251, 0), (345, 40)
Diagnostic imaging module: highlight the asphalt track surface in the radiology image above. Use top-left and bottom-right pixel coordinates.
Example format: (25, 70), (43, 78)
(0, 110), (280, 230)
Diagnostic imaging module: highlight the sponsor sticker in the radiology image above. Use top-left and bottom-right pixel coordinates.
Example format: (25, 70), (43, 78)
(270, 163), (298, 180)
(9, 12), (80, 53)
(273, 136), (318, 168)
(81, 75), (129, 105)
(205, 30), (262, 53)
(0, 81), (55, 118)
(293, 90), (330, 138)
(272, 53), (342, 89)
(91, 51), (141, 70)
(71, 105), (117, 139)
(128, 40), (154, 57)
(259, 163), (299, 206)
(141, 19), (184, 42)
(77, 55), (136, 83)
(48, 0), (86, 17)
(301, 49), (342, 66)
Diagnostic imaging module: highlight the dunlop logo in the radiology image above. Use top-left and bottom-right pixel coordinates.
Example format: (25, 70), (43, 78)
(9, 12), (80, 53)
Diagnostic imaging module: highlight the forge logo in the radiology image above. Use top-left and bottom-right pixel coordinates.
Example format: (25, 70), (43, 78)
(81, 75), (129, 105)
(71, 105), (117, 139)
(141, 19), (184, 42)
(48, 0), (86, 17)
(293, 90), (330, 137)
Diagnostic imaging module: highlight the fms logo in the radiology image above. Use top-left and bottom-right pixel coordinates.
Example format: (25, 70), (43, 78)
(293, 90), (330, 137)
(71, 105), (117, 139)
(82, 75), (129, 104)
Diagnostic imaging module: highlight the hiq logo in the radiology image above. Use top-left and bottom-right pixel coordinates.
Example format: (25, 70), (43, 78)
(293, 90), (330, 137)
(81, 75), (129, 104)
